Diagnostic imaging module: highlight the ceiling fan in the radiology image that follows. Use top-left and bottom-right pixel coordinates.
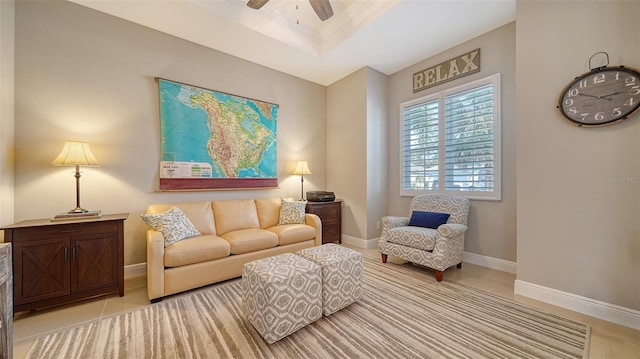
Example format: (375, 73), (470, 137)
(247, 0), (334, 21)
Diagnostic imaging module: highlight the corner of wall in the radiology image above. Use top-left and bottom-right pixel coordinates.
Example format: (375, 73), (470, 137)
(0, 0), (16, 230)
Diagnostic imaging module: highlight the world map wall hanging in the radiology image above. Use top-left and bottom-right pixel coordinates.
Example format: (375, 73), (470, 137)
(156, 78), (278, 191)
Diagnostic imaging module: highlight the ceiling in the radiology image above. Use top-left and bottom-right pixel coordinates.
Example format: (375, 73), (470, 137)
(69, 0), (516, 86)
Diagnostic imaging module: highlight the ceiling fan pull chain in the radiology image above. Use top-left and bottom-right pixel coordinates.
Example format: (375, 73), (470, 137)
(296, 0), (300, 24)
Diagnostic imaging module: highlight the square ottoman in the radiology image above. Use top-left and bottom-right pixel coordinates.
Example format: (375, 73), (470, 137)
(296, 244), (364, 316)
(242, 253), (322, 344)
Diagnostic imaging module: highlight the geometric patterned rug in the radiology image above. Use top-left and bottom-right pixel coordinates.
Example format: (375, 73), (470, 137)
(26, 254), (590, 359)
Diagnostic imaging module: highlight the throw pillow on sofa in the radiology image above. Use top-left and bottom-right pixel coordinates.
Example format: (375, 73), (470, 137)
(279, 199), (307, 224)
(141, 206), (201, 247)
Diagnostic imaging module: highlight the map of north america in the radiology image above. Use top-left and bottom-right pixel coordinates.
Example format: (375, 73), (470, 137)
(158, 79), (277, 180)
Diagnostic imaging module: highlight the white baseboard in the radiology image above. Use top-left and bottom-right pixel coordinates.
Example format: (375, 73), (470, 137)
(461, 253), (639, 330)
(342, 236), (519, 274)
(341, 235), (379, 249)
(125, 262), (146, 279)
(343, 236), (519, 273)
(515, 280), (640, 331)
(463, 251), (517, 274)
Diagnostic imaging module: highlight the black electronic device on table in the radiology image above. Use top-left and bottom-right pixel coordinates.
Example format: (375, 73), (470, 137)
(306, 191), (335, 202)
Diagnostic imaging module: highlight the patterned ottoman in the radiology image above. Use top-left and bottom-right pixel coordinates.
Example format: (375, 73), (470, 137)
(296, 244), (364, 316)
(242, 253), (322, 344)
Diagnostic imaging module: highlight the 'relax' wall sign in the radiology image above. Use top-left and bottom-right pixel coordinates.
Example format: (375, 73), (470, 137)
(413, 48), (480, 93)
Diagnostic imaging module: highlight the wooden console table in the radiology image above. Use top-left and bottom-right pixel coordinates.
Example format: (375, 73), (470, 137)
(2, 213), (128, 313)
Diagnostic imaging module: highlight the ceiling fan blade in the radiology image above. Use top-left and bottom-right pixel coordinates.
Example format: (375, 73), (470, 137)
(247, 0), (269, 10)
(309, 0), (333, 21)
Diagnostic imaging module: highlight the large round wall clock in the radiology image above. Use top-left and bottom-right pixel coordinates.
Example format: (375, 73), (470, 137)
(558, 63), (640, 127)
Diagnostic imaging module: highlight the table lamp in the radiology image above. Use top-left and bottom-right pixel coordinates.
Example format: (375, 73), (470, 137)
(51, 141), (100, 213)
(294, 160), (311, 201)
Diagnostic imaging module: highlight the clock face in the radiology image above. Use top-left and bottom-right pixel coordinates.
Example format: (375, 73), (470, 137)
(558, 67), (640, 127)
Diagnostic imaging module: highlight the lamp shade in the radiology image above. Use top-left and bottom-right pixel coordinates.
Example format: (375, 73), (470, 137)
(293, 160), (312, 175)
(51, 141), (100, 167)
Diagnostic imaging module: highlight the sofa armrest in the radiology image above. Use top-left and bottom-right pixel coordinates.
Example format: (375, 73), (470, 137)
(146, 229), (165, 301)
(305, 213), (322, 246)
(381, 216), (409, 230)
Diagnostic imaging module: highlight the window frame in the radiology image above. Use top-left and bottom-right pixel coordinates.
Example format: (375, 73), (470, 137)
(399, 73), (501, 201)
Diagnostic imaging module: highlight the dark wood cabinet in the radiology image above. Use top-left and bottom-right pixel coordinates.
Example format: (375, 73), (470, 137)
(306, 201), (342, 244)
(2, 213), (128, 312)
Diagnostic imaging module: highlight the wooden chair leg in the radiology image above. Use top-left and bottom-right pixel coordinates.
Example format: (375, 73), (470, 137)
(435, 270), (444, 282)
(457, 262), (462, 269)
(381, 253), (387, 263)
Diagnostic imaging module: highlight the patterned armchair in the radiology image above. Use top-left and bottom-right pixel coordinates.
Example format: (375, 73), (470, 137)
(379, 194), (470, 282)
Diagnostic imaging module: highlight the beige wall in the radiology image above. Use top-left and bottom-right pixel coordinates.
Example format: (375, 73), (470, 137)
(365, 68), (388, 240)
(13, 1), (327, 266)
(327, 67), (388, 244)
(327, 68), (368, 240)
(386, 23), (517, 261)
(516, 1), (640, 310)
(0, 0), (15, 233)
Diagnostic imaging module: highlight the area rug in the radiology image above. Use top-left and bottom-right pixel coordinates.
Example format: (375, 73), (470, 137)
(26, 255), (590, 359)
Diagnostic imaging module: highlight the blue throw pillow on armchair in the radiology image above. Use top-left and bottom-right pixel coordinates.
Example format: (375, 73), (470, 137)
(408, 211), (450, 229)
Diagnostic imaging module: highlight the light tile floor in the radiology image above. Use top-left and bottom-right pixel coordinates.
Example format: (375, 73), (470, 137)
(12, 248), (640, 358)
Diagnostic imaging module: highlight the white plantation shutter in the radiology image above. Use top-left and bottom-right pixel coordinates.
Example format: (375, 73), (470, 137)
(400, 74), (501, 200)
(402, 97), (439, 191)
(444, 83), (495, 192)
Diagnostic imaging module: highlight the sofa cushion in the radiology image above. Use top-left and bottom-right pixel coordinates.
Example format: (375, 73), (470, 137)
(255, 198), (281, 229)
(146, 201), (216, 236)
(164, 235), (231, 267)
(279, 199), (307, 224)
(267, 224), (316, 246)
(221, 229), (278, 255)
(212, 199), (260, 235)
(141, 207), (201, 247)
(384, 226), (437, 251)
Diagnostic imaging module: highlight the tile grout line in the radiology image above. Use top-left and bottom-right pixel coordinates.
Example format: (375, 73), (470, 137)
(99, 296), (108, 321)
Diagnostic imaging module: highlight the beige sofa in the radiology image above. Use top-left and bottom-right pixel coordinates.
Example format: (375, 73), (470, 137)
(145, 198), (322, 302)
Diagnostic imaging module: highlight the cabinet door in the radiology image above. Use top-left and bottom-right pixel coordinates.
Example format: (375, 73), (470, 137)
(71, 232), (119, 294)
(13, 237), (71, 306)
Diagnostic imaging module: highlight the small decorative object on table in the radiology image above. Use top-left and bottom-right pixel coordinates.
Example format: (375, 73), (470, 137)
(51, 210), (103, 222)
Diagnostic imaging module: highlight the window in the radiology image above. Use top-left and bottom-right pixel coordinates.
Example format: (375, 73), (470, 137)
(400, 74), (501, 200)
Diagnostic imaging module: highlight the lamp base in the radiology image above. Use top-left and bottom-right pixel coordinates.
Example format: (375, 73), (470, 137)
(68, 207), (88, 214)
